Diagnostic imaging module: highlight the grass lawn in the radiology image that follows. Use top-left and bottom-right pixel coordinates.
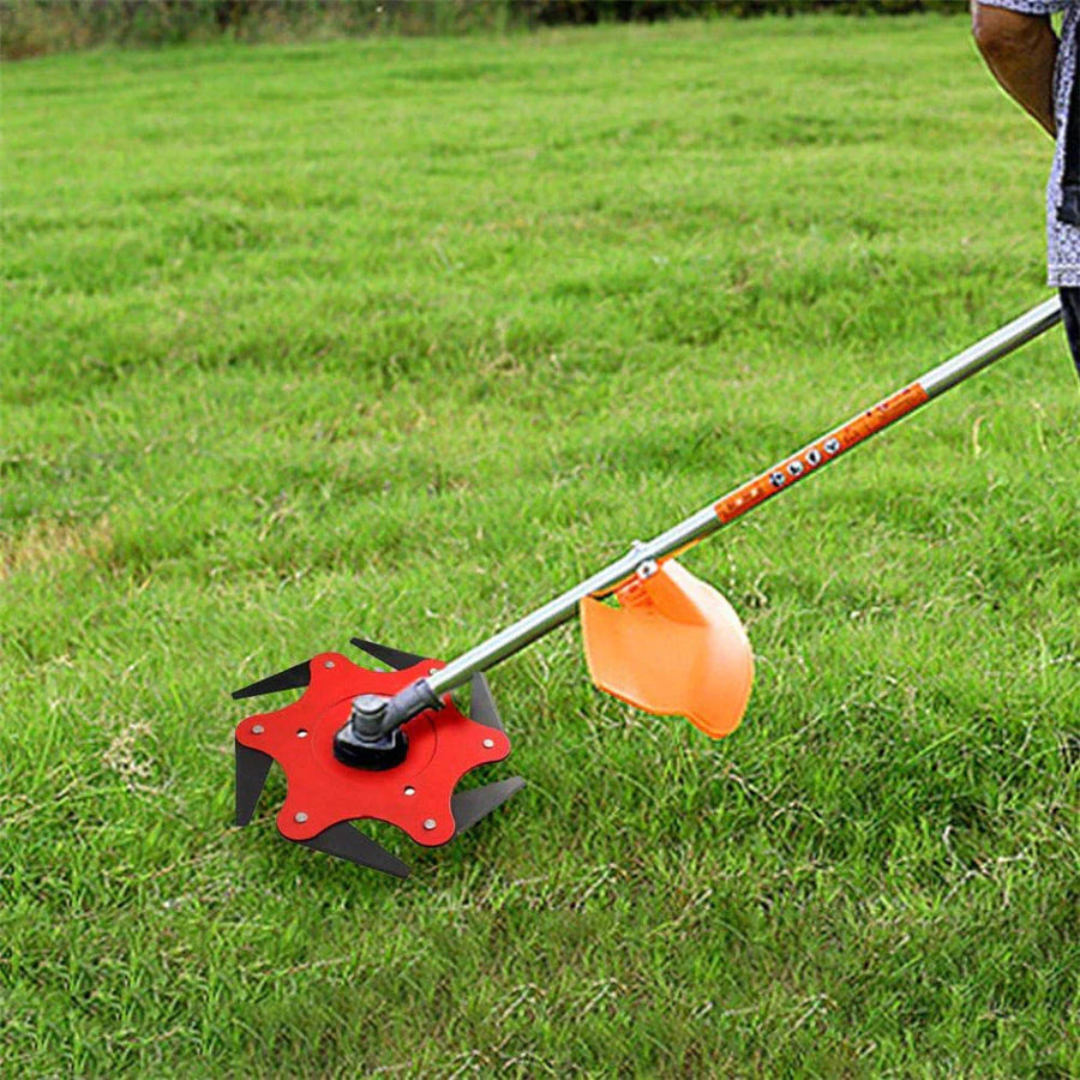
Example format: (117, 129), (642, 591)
(3, 13), (1078, 1076)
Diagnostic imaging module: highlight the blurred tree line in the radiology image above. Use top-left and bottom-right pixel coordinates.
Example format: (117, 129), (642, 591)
(2, 0), (966, 60)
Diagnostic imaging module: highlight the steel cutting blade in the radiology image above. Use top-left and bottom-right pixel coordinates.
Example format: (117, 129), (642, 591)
(350, 638), (425, 672)
(235, 739), (274, 826)
(298, 821), (411, 878)
(469, 672), (505, 732)
(451, 776), (525, 835)
(232, 659), (312, 700)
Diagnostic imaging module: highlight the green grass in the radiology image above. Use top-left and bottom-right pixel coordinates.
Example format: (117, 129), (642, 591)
(2, 15), (1078, 1077)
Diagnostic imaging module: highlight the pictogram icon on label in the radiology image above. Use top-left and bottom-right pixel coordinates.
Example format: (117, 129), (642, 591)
(806, 448), (822, 466)
(770, 472), (785, 488)
(824, 437), (841, 455)
(787, 460), (804, 477)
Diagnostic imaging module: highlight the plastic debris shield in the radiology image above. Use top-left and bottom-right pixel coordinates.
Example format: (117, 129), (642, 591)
(580, 558), (754, 739)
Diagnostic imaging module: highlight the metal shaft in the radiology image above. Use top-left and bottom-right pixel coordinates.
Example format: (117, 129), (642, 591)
(422, 295), (1061, 702)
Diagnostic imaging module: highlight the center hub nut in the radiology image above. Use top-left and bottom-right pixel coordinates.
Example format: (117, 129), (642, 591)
(351, 694), (388, 727)
(333, 694), (409, 771)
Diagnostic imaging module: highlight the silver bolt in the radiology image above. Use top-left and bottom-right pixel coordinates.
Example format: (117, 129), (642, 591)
(294, 811), (308, 823)
(636, 559), (659, 581)
(252, 724), (265, 735)
(297, 729), (308, 738)
(482, 738), (495, 749)
(423, 818), (436, 830)
(404, 785), (416, 797)
(324, 660), (335, 669)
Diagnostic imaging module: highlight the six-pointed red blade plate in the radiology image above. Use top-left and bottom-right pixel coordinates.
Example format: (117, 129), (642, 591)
(233, 644), (523, 877)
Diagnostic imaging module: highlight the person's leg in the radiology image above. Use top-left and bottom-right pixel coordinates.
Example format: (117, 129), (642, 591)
(1058, 287), (1080, 379)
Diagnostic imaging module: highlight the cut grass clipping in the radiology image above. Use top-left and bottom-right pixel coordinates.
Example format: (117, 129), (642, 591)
(3, 14), (1078, 1077)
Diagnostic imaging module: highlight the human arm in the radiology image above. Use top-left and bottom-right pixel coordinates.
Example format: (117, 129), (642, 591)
(972, 1), (1059, 137)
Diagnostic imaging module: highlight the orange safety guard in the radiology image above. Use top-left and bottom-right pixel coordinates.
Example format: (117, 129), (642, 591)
(580, 558), (754, 739)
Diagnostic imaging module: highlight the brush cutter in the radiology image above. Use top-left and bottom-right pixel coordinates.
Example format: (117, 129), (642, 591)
(232, 296), (1062, 876)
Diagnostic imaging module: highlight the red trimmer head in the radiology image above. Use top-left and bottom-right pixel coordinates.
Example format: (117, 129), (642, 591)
(232, 639), (524, 877)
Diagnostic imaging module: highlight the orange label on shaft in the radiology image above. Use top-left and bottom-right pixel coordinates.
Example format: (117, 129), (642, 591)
(713, 383), (929, 524)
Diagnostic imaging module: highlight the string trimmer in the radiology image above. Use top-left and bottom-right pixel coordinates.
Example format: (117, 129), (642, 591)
(232, 296), (1061, 876)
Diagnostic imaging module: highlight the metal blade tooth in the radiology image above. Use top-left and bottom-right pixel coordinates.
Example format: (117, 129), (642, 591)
(451, 776), (525, 835)
(349, 638), (425, 672)
(298, 821), (411, 878)
(469, 672), (504, 732)
(231, 660), (312, 700)
(235, 740), (273, 826)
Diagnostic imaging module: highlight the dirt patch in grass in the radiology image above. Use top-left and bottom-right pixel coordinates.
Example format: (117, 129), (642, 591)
(0, 516), (114, 579)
